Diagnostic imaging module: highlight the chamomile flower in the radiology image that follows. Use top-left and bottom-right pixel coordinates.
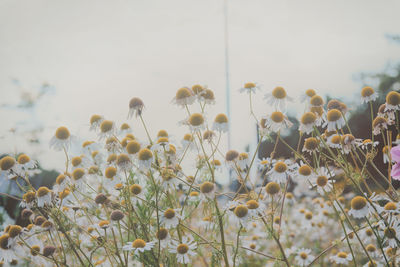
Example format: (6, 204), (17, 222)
(246, 199), (265, 217)
(129, 184), (145, 204)
(330, 252), (353, 265)
(128, 97), (145, 118)
(116, 153), (132, 171)
(181, 133), (194, 148)
(264, 86), (292, 111)
(0, 156), (18, 179)
(98, 120), (115, 140)
(199, 181), (216, 200)
(173, 87), (195, 106)
(348, 196), (370, 219)
(212, 113), (229, 133)
(186, 113), (205, 131)
(359, 139), (379, 150)
(299, 112), (317, 135)
(161, 208), (180, 229)
(267, 160), (291, 184)
(122, 239), (155, 255)
(256, 157), (271, 172)
(155, 228), (170, 248)
(16, 154), (36, 172)
(312, 167), (334, 195)
(327, 134), (342, 149)
(310, 95), (324, 108)
(36, 187), (52, 207)
(363, 260), (383, 267)
(89, 114), (104, 131)
(341, 134), (357, 154)
(295, 164), (313, 182)
(385, 91), (400, 111)
(361, 86), (378, 104)
(119, 123), (132, 136)
(380, 221), (400, 248)
(372, 116), (388, 135)
(263, 111), (293, 133)
(199, 88), (216, 104)
(49, 126), (72, 151)
(169, 236), (197, 264)
(239, 82), (260, 94)
(324, 109), (345, 132)
(378, 103), (395, 124)
(302, 137), (320, 154)
(383, 201), (400, 215)
(232, 204), (250, 226)
(300, 89), (316, 103)
(295, 248), (315, 266)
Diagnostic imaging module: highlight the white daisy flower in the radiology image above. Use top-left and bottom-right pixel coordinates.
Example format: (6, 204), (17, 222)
(300, 89), (316, 103)
(128, 97), (145, 118)
(264, 86), (293, 111)
(372, 116), (388, 136)
(49, 126), (73, 151)
(324, 109), (345, 132)
(89, 114), (104, 131)
(36, 187), (52, 207)
(299, 112), (317, 135)
(122, 238), (155, 255)
(360, 86), (378, 104)
(330, 252), (353, 265)
(239, 82), (260, 94)
(384, 91), (400, 111)
(169, 236), (197, 264)
(137, 148), (153, 170)
(348, 196), (371, 219)
(267, 160), (291, 184)
(199, 181), (216, 200)
(161, 208), (181, 229)
(295, 248), (315, 266)
(212, 113), (229, 133)
(172, 87), (195, 106)
(262, 111), (293, 133)
(98, 120), (115, 140)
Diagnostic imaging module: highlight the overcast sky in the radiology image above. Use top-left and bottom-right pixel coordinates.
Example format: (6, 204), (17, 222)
(1, 0), (400, 169)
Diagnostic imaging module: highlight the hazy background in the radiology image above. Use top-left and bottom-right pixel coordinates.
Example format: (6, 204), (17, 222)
(1, 0), (400, 169)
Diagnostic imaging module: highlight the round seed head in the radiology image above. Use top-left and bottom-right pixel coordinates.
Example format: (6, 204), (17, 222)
(372, 116), (387, 128)
(265, 182), (280, 195)
(384, 202), (397, 211)
(164, 208), (175, 219)
(21, 209), (33, 219)
(157, 130), (168, 137)
(34, 216), (46, 226)
(301, 112), (317, 125)
(126, 141), (141, 154)
(37, 187), (50, 197)
(384, 227), (396, 239)
(72, 168), (85, 181)
(246, 200), (259, 210)
(105, 166), (117, 179)
(8, 225), (22, 238)
(43, 245), (56, 257)
(189, 113), (204, 126)
(244, 82), (256, 89)
(110, 210), (124, 221)
(71, 156), (82, 167)
(215, 113), (228, 124)
(129, 97), (144, 109)
(202, 89), (215, 101)
(386, 91), (400, 106)
(316, 176), (328, 187)
(107, 154), (117, 163)
(366, 244), (376, 253)
(272, 87), (286, 99)
(327, 99), (342, 110)
(55, 127), (70, 140)
(300, 252), (308, 259)
(183, 133), (193, 142)
(100, 120), (113, 133)
(298, 165), (312, 176)
(90, 114), (102, 125)
(189, 191), (199, 197)
(41, 220), (53, 229)
(117, 153), (131, 165)
(0, 234), (9, 250)
(310, 95), (324, 106)
(30, 245), (40, 256)
(326, 109), (342, 122)
(200, 181), (214, 194)
(225, 150), (239, 161)
(130, 184), (142, 195)
(192, 84), (204, 94)
(132, 239), (146, 248)
(156, 228), (168, 240)
(202, 130), (214, 141)
(0, 156), (15, 171)
(138, 148), (153, 161)
(23, 191), (36, 203)
(304, 137), (319, 151)
(234, 205), (248, 218)
(351, 196), (367, 210)
(95, 193), (108, 204)
(176, 87), (193, 100)
(337, 252), (348, 258)
(305, 89), (316, 97)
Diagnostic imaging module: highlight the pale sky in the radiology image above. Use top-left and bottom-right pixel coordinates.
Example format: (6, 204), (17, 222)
(1, 0), (400, 169)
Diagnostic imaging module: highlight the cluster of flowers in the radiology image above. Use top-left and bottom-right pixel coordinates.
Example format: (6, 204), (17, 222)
(0, 83), (400, 266)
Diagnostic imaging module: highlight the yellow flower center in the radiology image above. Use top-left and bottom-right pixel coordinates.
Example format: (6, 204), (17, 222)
(361, 86), (374, 97)
(326, 109), (342, 122)
(234, 205), (248, 218)
(301, 112), (317, 125)
(55, 126), (70, 140)
(351, 196), (367, 210)
(189, 113), (204, 126)
(132, 239), (146, 248)
(265, 182), (280, 195)
(200, 182), (214, 194)
(177, 244), (189, 254)
(272, 86), (286, 99)
(164, 209), (175, 219)
(270, 111), (284, 123)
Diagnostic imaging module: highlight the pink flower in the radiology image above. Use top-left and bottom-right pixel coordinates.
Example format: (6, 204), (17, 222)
(390, 145), (400, 180)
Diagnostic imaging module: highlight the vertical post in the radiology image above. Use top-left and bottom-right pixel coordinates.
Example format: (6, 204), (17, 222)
(224, 0), (231, 151)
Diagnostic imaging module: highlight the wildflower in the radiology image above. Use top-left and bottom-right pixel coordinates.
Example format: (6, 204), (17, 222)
(110, 210), (125, 221)
(327, 134), (341, 148)
(123, 238), (155, 255)
(264, 86), (292, 111)
(382, 145), (391, 164)
(199, 89), (215, 104)
(381, 221), (400, 248)
(116, 153), (132, 171)
(161, 208), (180, 229)
(390, 145), (400, 180)
(187, 113), (205, 131)
(191, 84), (204, 96)
(361, 86), (378, 103)
(385, 91), (400, 111)
(295, 164), (313, 181)
(359, 139), (379, 150)
(89, 114), (104, 131)
(303, 137), (319, 154)
(50, 126), (72, 151)
(327, 99), (348, 114)
(256, 157), (271, 172)
(246, 199), (264, 217)
(239, 82), (260, 94)
(130, 184), (145, 204)
(0, 156), (18, 179)
(325, 109), (345, 132)
(300, 89), (316, 103)
(295, 248), (315, 266)
(263, 111), (293, 132)
(378, 103), (395, 124)
(199, 181), (216, 199)
(212, 113), (229, 133)
(265, 182), (280, 196)
(173, 87), (195, 106)
(330, 252), (353, 265)
(232, 204), (250, 225)
(128, 97), (144, 118)
(363, 260), (383, 267)
(16, 154), (36, 171)
(169, 236), (197, 264)
(42, 245), (56, 257)
(36, 187), (52, 207)
(181, 133), (194, 148)
(137, 148), (153, 169)
(126, 140), (141, 155)
(372, 116), (388, 135)
(341, 134), (356, 154)
(267, 160), (292, 184)
(99, 120), (115, 140)
(299, 112), (317, 134)
(348, 196), (370, 218)
(309, 95), (324, 107)
(156, 228), (170, 248)
(312, 167), (334, 195)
